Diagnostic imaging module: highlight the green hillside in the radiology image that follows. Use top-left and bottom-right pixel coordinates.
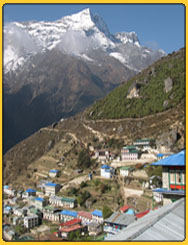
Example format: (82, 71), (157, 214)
(88, 48), (185, 119)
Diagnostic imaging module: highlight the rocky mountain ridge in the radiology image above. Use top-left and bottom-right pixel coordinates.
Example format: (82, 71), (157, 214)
(3, 8), (165, 152)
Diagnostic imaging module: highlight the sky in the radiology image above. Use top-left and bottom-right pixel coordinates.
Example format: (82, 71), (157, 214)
(3, 4), (185, 54)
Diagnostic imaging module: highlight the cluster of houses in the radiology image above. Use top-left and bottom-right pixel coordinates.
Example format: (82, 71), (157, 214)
(93, 138), (158, 163)
(3, 147), (185, 241)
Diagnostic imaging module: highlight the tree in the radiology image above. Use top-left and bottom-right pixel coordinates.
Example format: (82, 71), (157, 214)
(77, 149), (92, 169)
(103, 205), (113, 219)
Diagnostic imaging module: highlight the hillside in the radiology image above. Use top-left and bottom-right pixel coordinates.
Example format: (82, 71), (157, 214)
(3, 49), (185, 186)
(87, 48), (185, 119)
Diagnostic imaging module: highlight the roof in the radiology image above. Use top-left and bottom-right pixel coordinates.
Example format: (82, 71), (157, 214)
(35, 197), (44, 202)
(45, 182), (57, 187)
(61, 197), (75, 203)
(60, 210), (77, 217)
(123, 146), (136, 149)
(92, 209), (103, 217)
(126, 209), (135, 215)
(60, 218), (82, 227)
(151, 150), (185, 166)
(4, 185), (9, 189)
(105, 198), (185, 241)
(49, 169), (59, 173)
(120, 166), (133, 171)
(78, 211), (92, 219)
(120, 205), (130, 212)
(135, 209), (150, 219)
(60, 224), (82, 233)
(157, 153), (164, 157)
(26, 189), (36, 193)
(152, 188), (185, 196)
(105, 212), (136, 226)
(101, 165), (110, 169)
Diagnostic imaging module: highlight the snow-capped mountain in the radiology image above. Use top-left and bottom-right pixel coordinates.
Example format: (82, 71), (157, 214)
(4, 8), (165, 73)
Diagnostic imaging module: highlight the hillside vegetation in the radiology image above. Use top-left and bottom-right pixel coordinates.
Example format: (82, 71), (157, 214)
(88, 48), (185, 119)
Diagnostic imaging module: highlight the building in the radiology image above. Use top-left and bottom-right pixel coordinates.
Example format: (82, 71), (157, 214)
(151, 150), (185, 205)
(3, 186), (16, 196)
(88, 222), (102, 236)
(156, 152), (174, 160)
(105, 198), (185, 241)
(49, 196), (76, 208)
(24, 215), (39, 229)
(34, 197), (46, 210)
(43, 206), (61, 222)
(3, 206), (12, 215)
(121, 146), (140, 161)
(59, 218), (83, 239)
(103, 212), (136, 238)
(100, 165), (114, 179)
(119, 166), (134, 177)
(95, 150), (110, 163)
(60, 210), (77, 222)
(3, 226), (16, 241)
(77, 211), (92, 225)
(45, 182), (60, 196)
(133, 139), (155, 151)
(119, 205), (130, 213)
(49, 169), (60, 178)
(59, 218), (82, 238)
(92, 210), (103, 224)
(23, 189), (36, 198)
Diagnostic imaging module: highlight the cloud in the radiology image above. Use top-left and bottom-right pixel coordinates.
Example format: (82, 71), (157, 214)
(57, 30), (100, 55)
(4, 23), (39, 55)
(144, 40), (160, 50)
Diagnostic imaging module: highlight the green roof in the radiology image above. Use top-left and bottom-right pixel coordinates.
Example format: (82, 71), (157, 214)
(123, 145), (136, 149)
(129, 150), (139, 153)
(120, 166), (134, 170)
(61, 197), (75, 203)
(43, 206), (54, 211)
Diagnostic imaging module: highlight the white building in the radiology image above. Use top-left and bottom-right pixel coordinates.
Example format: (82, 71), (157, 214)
(92, 210), (103, 224)
(49, 169), (59, 178)
(121, 146), (140, 161)
(133, 139), (155, 151)
(43, 206), (61, 222)
(24, 215), (38, 229)
(3, 185), (16, 196)
(101, 165), (114, 179)
(49, 195), (75, 208)
(119, 166), (133, 177)
(45, 182), (60, 196)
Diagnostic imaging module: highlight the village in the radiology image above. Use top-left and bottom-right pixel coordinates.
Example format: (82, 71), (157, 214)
(3, 138), (185, 241)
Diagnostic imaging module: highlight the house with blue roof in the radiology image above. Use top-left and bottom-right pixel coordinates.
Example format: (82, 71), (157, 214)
(60, 210), (77, 222)
(49, 169), (60, 178)
(92, 209), (103, 224)
(101, 165), (114, 179)
(35, 197), (46, 209)
(151, 150), (185, 205)
(45, 182), (60, 196)
(22, 189), (36, 198)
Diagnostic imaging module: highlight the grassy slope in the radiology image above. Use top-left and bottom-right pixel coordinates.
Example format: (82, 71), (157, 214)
(88, 48), (185, 119)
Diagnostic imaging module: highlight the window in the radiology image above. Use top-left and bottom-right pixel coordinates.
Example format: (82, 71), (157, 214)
(181, 172), (185, 184)
(169, 170), (175, 183)
(176, 172), (181, 184)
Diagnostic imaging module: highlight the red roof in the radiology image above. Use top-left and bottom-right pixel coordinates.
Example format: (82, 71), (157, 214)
(77, 211), (92, 219)
(60, 218), (82, 227)
(60, 224), (82, 233)
(135, 209), (150, 218)
(120, 205), (130, 212)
